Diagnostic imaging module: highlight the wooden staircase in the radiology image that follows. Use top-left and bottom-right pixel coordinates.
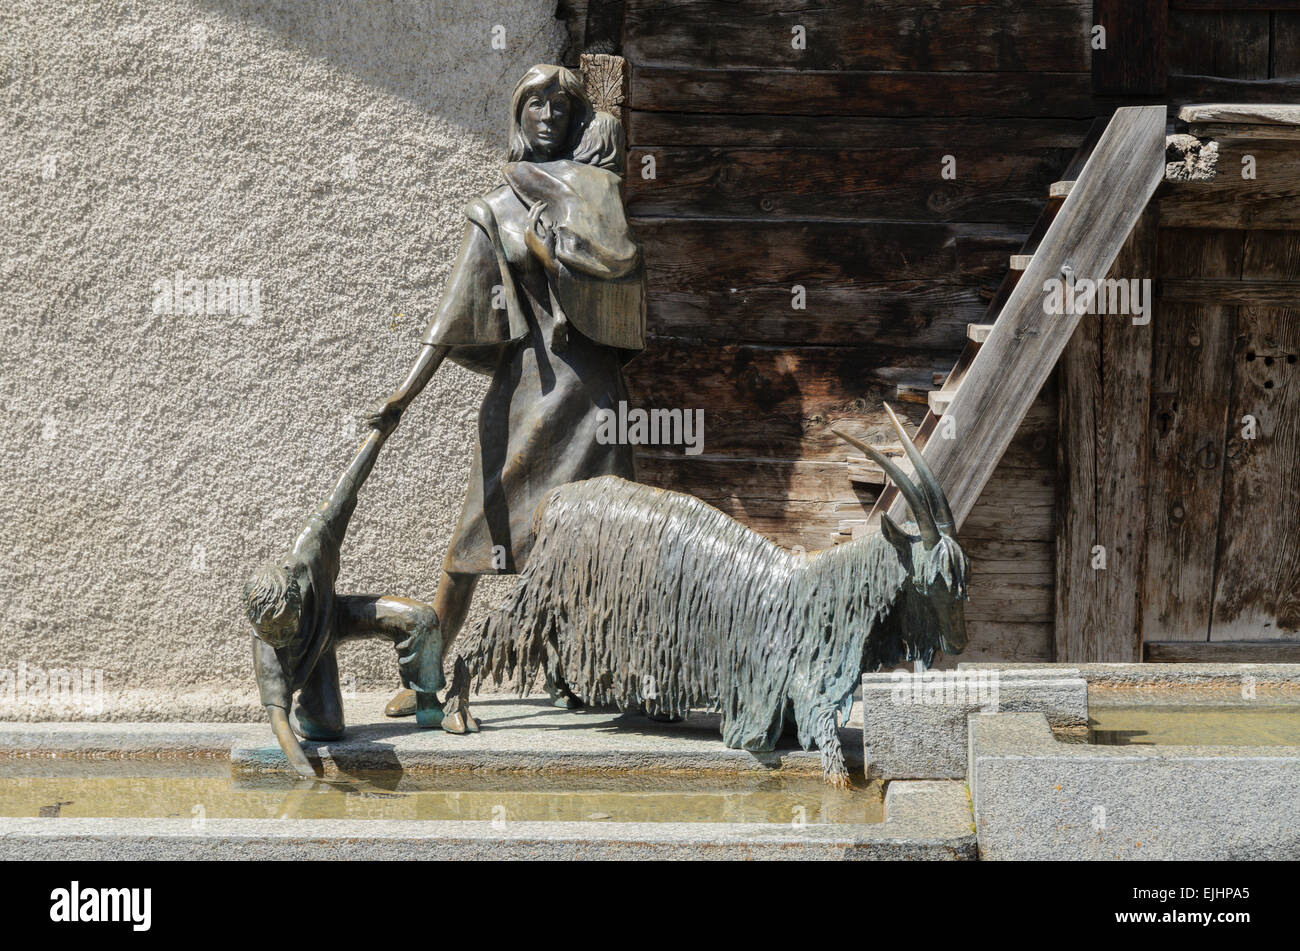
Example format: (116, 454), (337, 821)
(841, 106), (1167, 537)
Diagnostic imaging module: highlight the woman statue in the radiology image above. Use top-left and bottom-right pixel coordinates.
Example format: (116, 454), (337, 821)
(365, 64), (646, 722)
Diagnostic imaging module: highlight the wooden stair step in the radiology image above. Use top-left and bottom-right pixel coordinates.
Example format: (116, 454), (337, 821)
(928, 390), (955, 416)
(966, 323), (995, 344)
(894, 384), (933, 406)
(846, 464), (886, 486)
(876, 105), (1166, 530)
(867, 113), (1142, 522)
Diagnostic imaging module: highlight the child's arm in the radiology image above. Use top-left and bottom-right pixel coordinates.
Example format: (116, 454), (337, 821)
(253, 639), (318, 779)
(266, 705), (318, 780)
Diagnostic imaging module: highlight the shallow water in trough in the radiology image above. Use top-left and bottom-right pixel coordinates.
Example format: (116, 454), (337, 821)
(0, 764), (885, 824)
(1086, 691), (1300, 747)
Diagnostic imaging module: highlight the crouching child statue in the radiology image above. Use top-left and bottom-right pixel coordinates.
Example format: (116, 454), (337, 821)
(242, 423), (476, 779)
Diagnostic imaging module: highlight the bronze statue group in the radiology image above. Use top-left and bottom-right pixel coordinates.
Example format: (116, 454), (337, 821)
(243, 65), (970, 786)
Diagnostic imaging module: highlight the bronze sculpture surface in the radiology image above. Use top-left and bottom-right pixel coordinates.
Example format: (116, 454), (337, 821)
(244, 64), (645, 766)
(456, 406), (970, 786)
(242, 423), (477, 780)
(243, 65), (969, 787)
(365, 65), (646, 717)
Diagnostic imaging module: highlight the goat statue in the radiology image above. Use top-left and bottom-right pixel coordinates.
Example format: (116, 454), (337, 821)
(459, 404), (970, 786)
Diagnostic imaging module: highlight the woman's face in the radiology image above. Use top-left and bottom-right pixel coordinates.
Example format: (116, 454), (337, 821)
(520, 83), (571, 159)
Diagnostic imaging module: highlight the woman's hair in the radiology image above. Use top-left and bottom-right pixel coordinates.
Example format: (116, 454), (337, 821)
(508, 64), (594, 162)
(571, 111), (626, 175)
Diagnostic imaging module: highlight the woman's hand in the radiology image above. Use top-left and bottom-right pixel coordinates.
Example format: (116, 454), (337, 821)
(525, 200), (558, 272)
(358, 345), (450, 436)
(361, 393), (403, 435)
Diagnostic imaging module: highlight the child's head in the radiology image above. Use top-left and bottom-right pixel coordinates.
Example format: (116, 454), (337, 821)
(243, 559), (302, 648)
(571, 110), (626, 175)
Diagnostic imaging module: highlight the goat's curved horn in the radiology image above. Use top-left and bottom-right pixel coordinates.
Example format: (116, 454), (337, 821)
(883, 403), (956, 534)
(831, 424), (941, 547)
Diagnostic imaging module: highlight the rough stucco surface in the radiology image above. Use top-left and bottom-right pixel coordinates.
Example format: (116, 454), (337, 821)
(0, 0), (566, 719)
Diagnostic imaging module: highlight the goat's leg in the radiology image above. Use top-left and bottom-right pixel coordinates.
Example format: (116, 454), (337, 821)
(813, 707), (851, 789)
(542, 653), (584, 710)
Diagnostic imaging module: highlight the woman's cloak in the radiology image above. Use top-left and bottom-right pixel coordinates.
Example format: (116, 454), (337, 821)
(420, 166), (645, 575)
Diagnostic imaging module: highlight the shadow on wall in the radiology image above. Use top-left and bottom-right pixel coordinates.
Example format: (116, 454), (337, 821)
(0, 0), (566, 704)
(190, 0), (567, 132)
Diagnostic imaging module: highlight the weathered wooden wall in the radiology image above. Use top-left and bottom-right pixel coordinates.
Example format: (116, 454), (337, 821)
(1059, 113), (1300, 660)
(1145, 133), (1300, 651)
(560, 1), (1300, 664)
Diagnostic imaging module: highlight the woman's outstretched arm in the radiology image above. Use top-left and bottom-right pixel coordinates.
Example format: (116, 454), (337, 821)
(363, 343), (450, 433)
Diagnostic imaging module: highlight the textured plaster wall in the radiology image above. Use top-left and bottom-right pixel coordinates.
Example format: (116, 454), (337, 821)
(0, 0), (566, 718)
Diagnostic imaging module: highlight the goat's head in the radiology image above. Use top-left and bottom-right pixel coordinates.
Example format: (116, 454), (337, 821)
(832, 405), (969, 657)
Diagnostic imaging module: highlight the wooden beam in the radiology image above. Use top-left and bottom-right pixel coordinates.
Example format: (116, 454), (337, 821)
(1181, 104), (1300, 139)
(581, 53), (630, 122)
(622, 0), (1092, 72)
(885, 106), (1167, 531)
(625, 145), (1071, 224)
(1092, 0), (1169, 95)
(1208, 231), (1300, 640)
(583, 0), (627, 53)
(1171, 0), (1300, 10)
(1169, 8), (1271, 81)
(635, 216), (1022, 346)
(1142, 228), (1242, 642)
(1160, 279), (1300, 305)
(1055, 208), (1157, 663)
(1168, 73), (1300, 102)
(630, 68), (1099, 117)
(1159, 141), (1300, 228)
(1144, 640), (1300, 662)
(1276, 12), (1300, 77)
(1179, 103), (1300, 126)
(627, 114), (1099, 150)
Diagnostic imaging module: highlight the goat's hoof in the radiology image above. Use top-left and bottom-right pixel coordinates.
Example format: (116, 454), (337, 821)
(824, 770), (852, 790)
(442, 711), (467, 734)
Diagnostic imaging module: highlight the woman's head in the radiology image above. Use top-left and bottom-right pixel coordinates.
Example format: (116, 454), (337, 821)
(509, 65), (593, 162)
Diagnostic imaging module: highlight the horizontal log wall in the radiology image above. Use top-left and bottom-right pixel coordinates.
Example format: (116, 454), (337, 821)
(603, 0), (1108, 666)
(563, 1), (1300, 664)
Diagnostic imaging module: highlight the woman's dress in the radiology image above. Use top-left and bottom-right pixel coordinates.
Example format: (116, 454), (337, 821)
(421, 166), (644, 574)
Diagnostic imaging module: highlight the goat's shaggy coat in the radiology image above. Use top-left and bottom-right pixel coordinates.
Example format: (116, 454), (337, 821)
(461, 476), (953, 778)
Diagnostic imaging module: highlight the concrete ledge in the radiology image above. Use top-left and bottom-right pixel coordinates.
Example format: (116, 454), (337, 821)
(862, 669), (1087, 780)
(968, 712), (1300, 860)
(0, 780), (974, 861)
(958, 661), (1300, 689)
(230, 699), (864, 777)
(0, 721), (244, 759)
